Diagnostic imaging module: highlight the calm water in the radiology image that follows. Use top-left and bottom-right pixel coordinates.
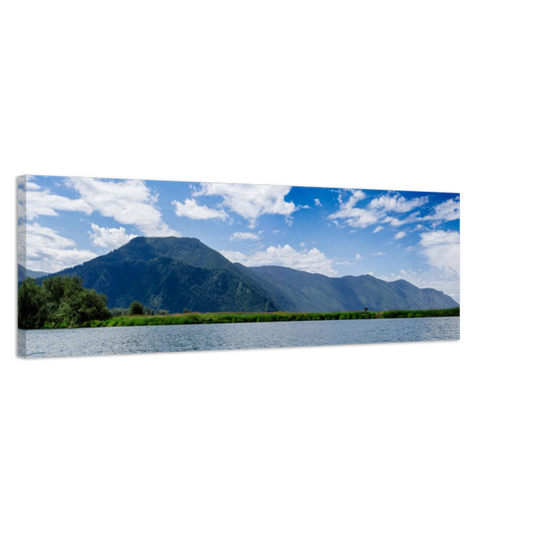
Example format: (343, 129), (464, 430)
(18, 317), (459, 358)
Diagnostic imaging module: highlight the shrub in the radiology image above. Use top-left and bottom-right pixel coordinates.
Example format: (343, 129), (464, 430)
(129, 301), (144, 316)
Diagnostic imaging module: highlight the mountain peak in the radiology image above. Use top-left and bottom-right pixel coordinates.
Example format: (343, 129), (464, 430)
(391, 278), (417, 289)
(110, 236), (231, 270)
(131, 235), (200, 244)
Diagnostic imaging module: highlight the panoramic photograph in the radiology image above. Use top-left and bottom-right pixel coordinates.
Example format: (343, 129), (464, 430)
(17, 175), (460, 357)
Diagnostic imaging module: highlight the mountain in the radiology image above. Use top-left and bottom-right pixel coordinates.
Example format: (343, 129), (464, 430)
(49, 237), (280, 313)
(18, 264), (49, 281)
(235, 264), (360, 312)
(47, 236), (458, 313)
(239, 265), (458, 312)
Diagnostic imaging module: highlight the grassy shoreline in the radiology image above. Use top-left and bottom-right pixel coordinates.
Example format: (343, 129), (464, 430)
(41, 308), (460, 329)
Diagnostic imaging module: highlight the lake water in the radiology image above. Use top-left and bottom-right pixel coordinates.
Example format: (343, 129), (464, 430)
(18, 317), (459, 358)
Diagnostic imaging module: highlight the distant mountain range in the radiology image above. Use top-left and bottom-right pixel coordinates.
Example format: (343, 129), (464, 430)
(24, 236), (458, 313)
(18, 264), (49, 281)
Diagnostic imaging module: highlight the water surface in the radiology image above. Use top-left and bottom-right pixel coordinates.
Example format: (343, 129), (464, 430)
(19, 317), (459, 358)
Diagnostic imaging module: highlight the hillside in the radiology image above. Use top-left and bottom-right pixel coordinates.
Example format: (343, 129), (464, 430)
(51, 237), (280, 313)
(47, 236), (459, 313)
(235, 264), (362, 312)
(242, 265), (458, 312)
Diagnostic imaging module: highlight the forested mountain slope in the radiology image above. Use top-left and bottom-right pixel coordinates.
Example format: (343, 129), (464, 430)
(242, 265), (458, 312)
(51, 237), (280, 313)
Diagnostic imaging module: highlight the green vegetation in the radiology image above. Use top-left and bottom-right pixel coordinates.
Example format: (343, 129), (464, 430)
(82, 307), (460, 328)
(110, 306), (169, 317)
(379, 308), (460, 319)
(96, 310), (377, 327)
(18, 276), (111, 329)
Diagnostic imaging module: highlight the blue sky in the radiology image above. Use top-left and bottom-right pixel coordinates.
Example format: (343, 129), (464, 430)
(18, 176), (460, 302)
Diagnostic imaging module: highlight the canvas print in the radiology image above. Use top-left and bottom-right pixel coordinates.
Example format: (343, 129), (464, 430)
(17, 175), (460, 357)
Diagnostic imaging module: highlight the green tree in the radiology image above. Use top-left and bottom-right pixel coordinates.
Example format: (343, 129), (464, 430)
(18, 275), (112, 328)
(55, 287), (111, 326)
(78, 288), (111, 323)
(18, 278), (47, 329)
(129, 301), (144, 316)
(41, 275), (84, 325)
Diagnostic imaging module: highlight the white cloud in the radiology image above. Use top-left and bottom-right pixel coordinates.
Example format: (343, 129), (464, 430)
(328, 190), (370, 226)
(18, 222), (97, 273)
(328, 193), (373, 228)
(356, 253), (362, 261)
(219, 250), (247, 263)
(192, 183), (296, 228)
(389, 197), (460, 227)
(220, 244), (338, 276)
(172, 198), (229, 221)
(345, 208), (382, 228)
(394, 231), (407, 240)
(368, 193), (428, 213)
(329, 190), (430, 230)
(328, 189), (366, 219)
(419, 230), (460, 275)
(90, 223), (136, 251)
(20, 179), (92, 221)
(419, 230), (459, 247)
(383, 215), (410, 227)
(20, 177), (178, 237)
(24, 180), (42, 191)
(314, 198), (322, 207)
(420, 197), (460, 224)
(346, 189), (367, 203)
(67, 178), (179, 237)
(230, 231), (261, 241)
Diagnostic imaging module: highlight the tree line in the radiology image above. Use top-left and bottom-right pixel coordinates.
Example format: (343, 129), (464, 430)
(18, 276), (112, 329)
(18, 276), (169, 329)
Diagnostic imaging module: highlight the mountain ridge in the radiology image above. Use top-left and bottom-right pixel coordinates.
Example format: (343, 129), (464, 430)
(38, 236), (459, 313)
(18, 264), (49, 281)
